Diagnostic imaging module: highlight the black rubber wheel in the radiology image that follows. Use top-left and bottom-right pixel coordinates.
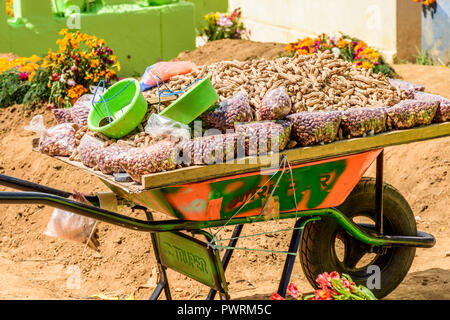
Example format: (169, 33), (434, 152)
(299, 177), (417, 299)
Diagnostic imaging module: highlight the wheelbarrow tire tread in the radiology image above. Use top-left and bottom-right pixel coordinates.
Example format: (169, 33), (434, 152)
(299, 177), (417, 299)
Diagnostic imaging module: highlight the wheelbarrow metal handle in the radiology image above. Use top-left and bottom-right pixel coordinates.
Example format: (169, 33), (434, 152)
(0, 173), (98, 204)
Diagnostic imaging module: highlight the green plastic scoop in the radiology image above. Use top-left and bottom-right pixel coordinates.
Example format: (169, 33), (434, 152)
(159, 75), (219, 125)
(87, 78), (148, 139)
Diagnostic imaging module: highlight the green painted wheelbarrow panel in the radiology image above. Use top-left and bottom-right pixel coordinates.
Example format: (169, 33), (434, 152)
(156, 231), (227, 291)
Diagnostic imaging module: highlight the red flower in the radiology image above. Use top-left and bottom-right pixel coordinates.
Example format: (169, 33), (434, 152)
(19, 72), (29, 81)
(51, 73), (61, 81)
(270, 293), (285, 300)
(287, 283), (301, 299)
(330, 272), (340, 280)
(316, 272), (332, 289)
(314, 287), (333, 300)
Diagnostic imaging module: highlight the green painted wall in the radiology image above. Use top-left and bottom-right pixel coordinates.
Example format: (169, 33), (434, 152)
(0, 0), (196, 76)
(182, 0), (228, 32)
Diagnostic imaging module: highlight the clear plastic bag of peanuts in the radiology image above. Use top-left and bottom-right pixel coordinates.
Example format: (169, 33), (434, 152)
(25, 115), (78, 156)
(287, 111), (342, 146)
(256, 86), (292, 121)
(119, 140), (179, 184)
(386, 99), (438, 129)
(388, 78), (425, 98)
(340, 107), (387, 138)
(96, 144), (131, 175)
(78, 134), (104, 168)
(414, 91), (450, 123)
(201, 92), (254, 132)
(178, 133), (239, 166)
(52, 94), (93, 126)
(235, 121), (292, 156)
(44, 191), (99, 251)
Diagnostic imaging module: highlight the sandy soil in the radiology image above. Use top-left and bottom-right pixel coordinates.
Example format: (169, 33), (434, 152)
(0, 40), (449, 300)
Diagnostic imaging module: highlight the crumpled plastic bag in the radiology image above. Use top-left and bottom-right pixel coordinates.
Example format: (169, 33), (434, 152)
(144, 114), (191, 142)
(140, 61), (197, 92)
(44, 191), (99, 250)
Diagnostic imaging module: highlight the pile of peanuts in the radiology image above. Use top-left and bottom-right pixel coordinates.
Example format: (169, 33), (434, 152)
(143, 51), (407, 114)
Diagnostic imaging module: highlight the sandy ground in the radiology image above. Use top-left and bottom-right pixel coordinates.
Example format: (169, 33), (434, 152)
(0, 40), (449, 300)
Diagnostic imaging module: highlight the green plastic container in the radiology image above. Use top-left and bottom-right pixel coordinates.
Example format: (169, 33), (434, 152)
(87, 78), (148, 139)
(146, 0), (179, 6)
(53, 0), (86, 14)
(159, 75), (218, 125)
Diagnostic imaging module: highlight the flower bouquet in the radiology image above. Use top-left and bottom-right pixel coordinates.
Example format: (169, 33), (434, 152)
(271, 272), (377, 300)
(201, 8), (249, 42)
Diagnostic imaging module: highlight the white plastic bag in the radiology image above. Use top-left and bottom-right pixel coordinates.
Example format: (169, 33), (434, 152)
(144, 114), (191, 142)
(44, 192), (99, 250)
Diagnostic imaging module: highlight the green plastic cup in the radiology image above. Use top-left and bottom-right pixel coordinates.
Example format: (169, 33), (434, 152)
(87, 78), (148, 139)
(159, 75), (219, 125)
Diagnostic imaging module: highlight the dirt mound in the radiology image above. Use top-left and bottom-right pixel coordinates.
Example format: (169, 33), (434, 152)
(175, 39), (287, 65)
(0, 43), (449, 300)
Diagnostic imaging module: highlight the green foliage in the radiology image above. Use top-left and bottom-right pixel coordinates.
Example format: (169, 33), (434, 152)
(23, 68), (51, 107)
(0, 68), (51, 109)
(416, 50), (434, 66)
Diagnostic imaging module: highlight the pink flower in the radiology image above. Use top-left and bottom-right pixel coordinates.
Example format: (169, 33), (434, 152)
(341, 279), (354, 293)
(270, 293), (285, 300)
(218, 14), (233, 27)
(67, 79), (76, 87)
(287, 283), (301, 299)
(19, 72), (29, 81)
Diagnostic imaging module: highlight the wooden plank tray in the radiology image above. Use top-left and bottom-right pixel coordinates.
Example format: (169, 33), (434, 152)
(38, 122), (450, 193)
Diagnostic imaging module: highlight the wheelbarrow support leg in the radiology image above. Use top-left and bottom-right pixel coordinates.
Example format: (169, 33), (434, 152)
(277, 218), (304, 297)
(206, 224), (244, 300)
(375, 150), (384, 235)
(142, 208), (172, 300)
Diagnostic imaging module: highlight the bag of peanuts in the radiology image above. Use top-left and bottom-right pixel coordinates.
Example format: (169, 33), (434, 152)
(96, 145), (131, 175)
(388, 79), (425, 98)
(78, 134), (105, 168)
(25, 115), (78, 156)
(52, 94), (93, 126)
(235, 121), (292, 156)
(178, 133), (240, 166)
(44, 191), (99, 251)
(386, 99), (438, 130)
(119, 140), (179, 184)
(256, 86), (292, 121)
(340, 107), (387, 138)
(414, 91), (450, 123)
(287, 111), (342, 146)
(201, 92), (253, 132)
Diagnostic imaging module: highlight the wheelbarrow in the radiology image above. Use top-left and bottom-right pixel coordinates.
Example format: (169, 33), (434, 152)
(0, 122), (448, 299)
